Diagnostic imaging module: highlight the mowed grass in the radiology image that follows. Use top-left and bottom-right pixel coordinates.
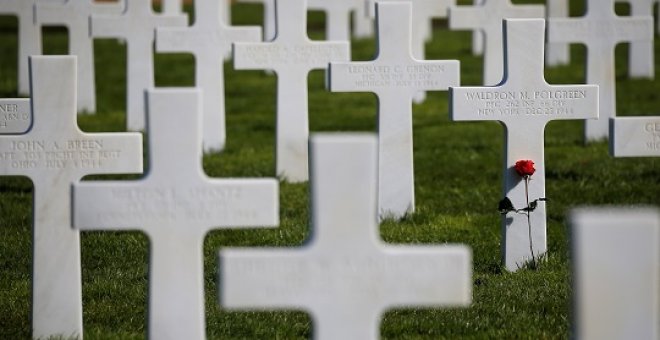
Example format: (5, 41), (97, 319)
(1, 1), (660, 338)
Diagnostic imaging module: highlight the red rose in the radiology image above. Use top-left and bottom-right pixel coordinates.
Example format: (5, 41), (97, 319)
(514, 160), (535, 177)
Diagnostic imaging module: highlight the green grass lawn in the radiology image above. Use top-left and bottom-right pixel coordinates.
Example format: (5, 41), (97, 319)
(1, 1), (660, 338)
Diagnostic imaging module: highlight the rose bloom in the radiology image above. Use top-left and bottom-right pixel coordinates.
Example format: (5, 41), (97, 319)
(515, 160), (535, 177)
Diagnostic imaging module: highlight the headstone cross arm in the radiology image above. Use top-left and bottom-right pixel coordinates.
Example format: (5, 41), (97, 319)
(451, 19), (599, 127)
(74, 89), (278, 232)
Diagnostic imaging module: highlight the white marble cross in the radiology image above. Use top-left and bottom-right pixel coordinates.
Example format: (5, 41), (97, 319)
(35, 0), (124, 113)
(220, 133), (472, 340)
(307, 0), (358, 42)
(329, 1), (459, 219)
(238, 0), (276, 41)
(0, 0), (43, 95)
(233, 0), (349, 182)
(610, 116), (660, 157)
(91, 0), (187, 131)
(156, 0), (261, 152)
(545, 0), (570, 67)
(570, 207), (660, 340)
(616, 0), (656, 78)
(73, 89), (278, 340)
(0, 56), (143, 339)
(547, 0), (653, 141)
(449, 0), (544, 86)
(450, 19), (599, 271)
(0, 98), (30, 134)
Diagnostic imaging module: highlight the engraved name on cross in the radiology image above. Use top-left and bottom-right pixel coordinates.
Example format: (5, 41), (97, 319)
(233, 0), (349, 182)
(0, 98), (30, 134)
(0, 56), (143, 339)
(329, 1), (459, 219)
(220, 134), (472, 340)
(156, 0), (261, 152)
(449, 0), (544, 86)
(74, 89), (279, 340)
(547, 0), (653, 141)
(91, 0), (187, 131)
(36, 0), (124, 113)
(450, 19), (599, 271)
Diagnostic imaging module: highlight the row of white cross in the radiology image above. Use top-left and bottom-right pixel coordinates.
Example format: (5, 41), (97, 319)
(1, 0), (656, 147)
(1, 0), (660, 339)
